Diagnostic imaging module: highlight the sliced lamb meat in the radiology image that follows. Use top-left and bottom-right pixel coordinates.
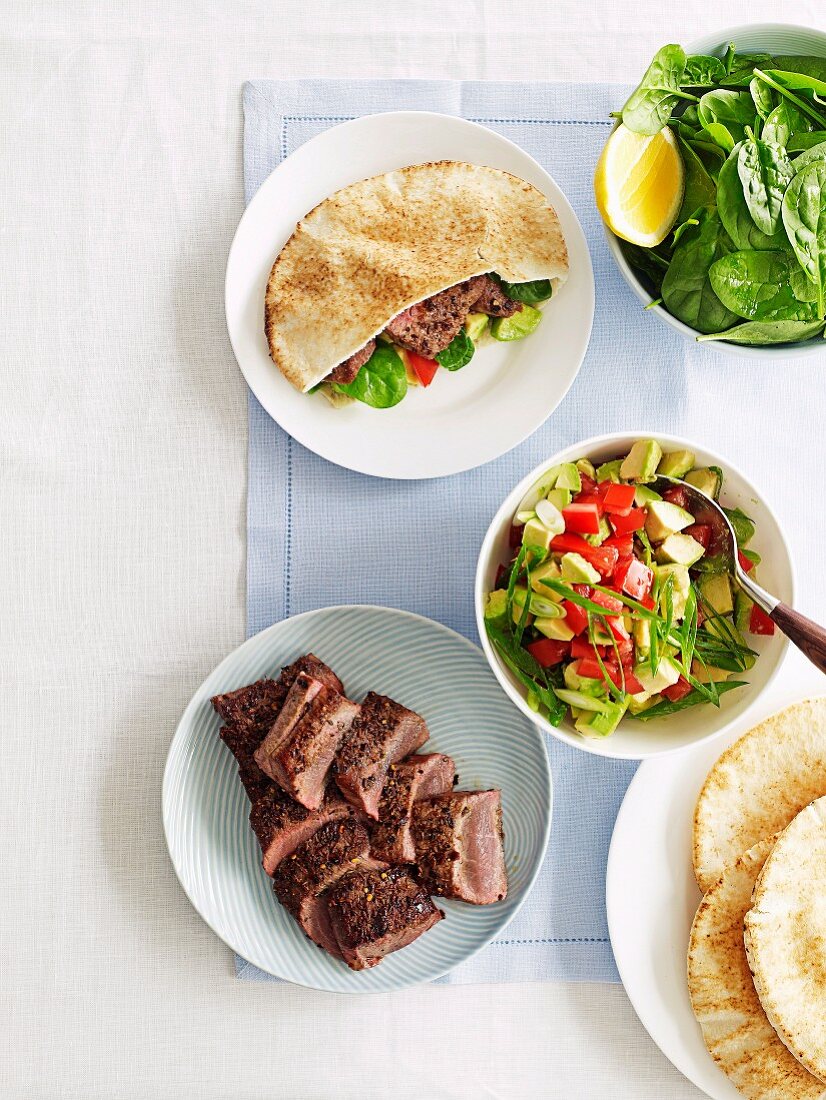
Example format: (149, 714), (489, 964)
(326, 339), (376, 385)
(412, 790), (507, 905)
(249, 785), (353, 876)
(211, 655), (343, 801)
(273, 820), (386, 957)
(326, 866), (443, 970)
(370, 753), (456, 864)
(385, 277), (487, 358)
(471, 274), (523, 318)
(254, 674), (360, 810)
(335, 692), (429, 819)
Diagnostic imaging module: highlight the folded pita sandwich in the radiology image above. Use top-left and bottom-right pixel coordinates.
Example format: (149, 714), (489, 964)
(264, 161), (569, 407)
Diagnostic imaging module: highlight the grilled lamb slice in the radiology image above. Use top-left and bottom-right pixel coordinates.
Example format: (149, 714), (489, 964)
(254, 676), (360, 809)
(385, 277), (487, 358)
(371, 754), (456, 863)
(471, 274), (523, 318)
(326, 339), (376, 385)
(335, 692), (429, 819)
(249, 786), (353, 876)
(273, 820), (386, 956)
(211, 655), (343, 801)
(412, 790), (507, 905)
(326, 866), (443, 970)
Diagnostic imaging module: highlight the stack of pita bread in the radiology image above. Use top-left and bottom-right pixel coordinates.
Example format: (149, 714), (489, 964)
(688, 698), (826, 1099)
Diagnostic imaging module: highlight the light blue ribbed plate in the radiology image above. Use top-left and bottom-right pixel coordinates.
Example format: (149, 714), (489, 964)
(162, 605), (553, 992)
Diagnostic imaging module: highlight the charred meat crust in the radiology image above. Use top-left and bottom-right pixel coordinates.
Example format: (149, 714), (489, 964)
(272, 819), (371, 917)
(249, 785), (353, 876)
(370, 753), (456, 864)
(412, 790), (507, 905)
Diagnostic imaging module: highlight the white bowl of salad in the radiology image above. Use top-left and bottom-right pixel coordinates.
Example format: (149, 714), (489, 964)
(475, 433), (793, 759)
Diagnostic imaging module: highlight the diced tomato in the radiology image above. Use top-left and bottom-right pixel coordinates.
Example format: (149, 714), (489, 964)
(662, 677), (693, 702)
(578, 473), (597, 494)
(562, 503), (602, 534)
(576, 656), (606, 680)
(605, 615), (630, 642)
(571, 636), (607, 660)
(572, 583), (592, 597)
(610, 508), (646, 535)
(602, 482), (637, 516)
(640, 592), (656, 611)
(509, 523), (522, 549)
(577, 655), (643, 694)
(525, 638), (570, 667)
(685, 523), (711, 549)
(603, 533), (634, 556)
(738, 549), (755, 573)
(749, 605), (776, 635)
(612, 556), (633, 591)
(623, 671), (645, 694)
(615, 636), (634, 665)
(621, 558), (654, 600)
(550, 534), (619, 578)
(406, 351), (439, 386)
(663, 486), (690, 509)
(590, 590), (623, 615)
(494, 563), (508, 589)
(562, 600), (589, 635)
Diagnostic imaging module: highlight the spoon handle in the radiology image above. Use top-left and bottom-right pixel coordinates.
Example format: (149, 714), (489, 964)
(770, 604), (826, 675)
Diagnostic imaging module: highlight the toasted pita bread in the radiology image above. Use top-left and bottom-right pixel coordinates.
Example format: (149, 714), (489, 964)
(693, 698), (826, 893)
(745, 797), (826, 1085)
(265, 161), (569, 392)
(688, 836), (826, 1099)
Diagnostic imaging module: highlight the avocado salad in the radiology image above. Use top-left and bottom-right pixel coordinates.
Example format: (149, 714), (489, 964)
(484, 439), (774, 738)
(317, 273), (553, 409)
(614, 44), (826, 348)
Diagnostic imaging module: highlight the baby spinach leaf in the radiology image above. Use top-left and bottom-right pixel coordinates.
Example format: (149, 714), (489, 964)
(723, 52), (774, 87)
(683, 55), (727, 88)
(629, 680), (746, 720)
(697, 318), (825, 345)
(781, 160), (826, 317)
(750, 76), (776, 121)
(737, 134), (793, 235)
(717, 143), (790, 250)
(790, 135), (826, 159)
(723, 507), (755, 545)
(762, 101), (811, 148)
(676, 137), (717, 220)
(697, 123), (735, 154)
(709, 250), (820, 322)
(764, 68), (826, 100)
(497, 278), (553, 304)
(752, 69), (826, 129)
(661, 208), (740, 333)
(333, 344), (408, 408)
(698, 89), (756, 145)
(771, 56), (826, 82)
(620, 241), (669, 295)
(622, 44), (696, 135)
(435, 329), (475, 371)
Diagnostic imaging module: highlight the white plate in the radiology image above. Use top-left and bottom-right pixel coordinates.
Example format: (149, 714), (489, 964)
(162, 605), (552, 993)
(225, 111), (594, 479)
(606, 693), (811, 1098)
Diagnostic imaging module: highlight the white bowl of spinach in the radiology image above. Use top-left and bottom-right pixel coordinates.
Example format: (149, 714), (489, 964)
(605, 24), (826, 356)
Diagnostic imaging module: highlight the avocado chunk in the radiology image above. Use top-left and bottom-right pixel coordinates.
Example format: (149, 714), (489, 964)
(627, 692), (657, 715)
(620, 439), (663, 482)
(554, 463), (582, 493)
(635, 484), (662, 507)
(530, 559), (563, 597)
(522, 516), (554, 553)
(561, 552), (600, 584)
(734, 589), (753, 634)
(546, 487), (572, 511)
(655, 563), (691, 619)
(655, 533), (706, 568)
(634, 655), (681, 694)
(596, 458), (623, 483)
(564, 661), (607, 696)
(484, 589), (509, 630)
(691, 660), (731, 684)
(658, 450), (696, 478)
(633, 617), (651, 657)
(585, 516), (612, 547)
(645, 500), (694, 542)
(685, 467), (721, 500)
(555, 687), (609, 713)
(576, 458), (597, 481)
(464, 312), (489, 342)
(575, 698), (628, 737)
(699, 572), (733, 616)
(534, 616), (575, 641)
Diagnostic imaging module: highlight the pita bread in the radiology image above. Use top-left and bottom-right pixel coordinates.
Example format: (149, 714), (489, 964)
(745, 797), (826, 1085)
(693, 698), (826, 893)
(265, 161), (569, 392)
(688, 836), (826, 1099)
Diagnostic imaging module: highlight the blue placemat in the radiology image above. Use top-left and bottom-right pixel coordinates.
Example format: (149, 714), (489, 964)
(239, 77), (701, 986)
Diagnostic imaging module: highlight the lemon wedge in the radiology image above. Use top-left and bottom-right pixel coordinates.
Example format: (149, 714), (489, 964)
(594, 123), (684, 248)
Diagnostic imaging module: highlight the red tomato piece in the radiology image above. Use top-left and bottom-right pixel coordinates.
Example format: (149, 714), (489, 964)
(577, 655), (642, 693)
(606, 615), (630, 642)
(663, 486), (690, 509)
(572, 491), (605, 517)
(602, 482), (637, 516)
(610, 508), (646, 535)
(406, 351), (439, 386)
(621, 558), (654, 600)
(737, 549), (755, 573)
(612, 556), (633, 591)
(562, 600), (589, 635)
(509, 523), (522, 549)
(640, 592), (656, 611)
(749, 605), (776, 635)
(615, 636), (635, 665)
(570, 636), (607, 660)
(578, 473), (598, 494)
(525, 638), (570, 667)
(661, 677), (693, 702)
(562, 503), (602, 534)
(685, 523), (711, 549)
(572, 583), (593, 597)
(550, 535), (619, 578)
(590, 590), (624, 615)
(603, 533), (634, 556)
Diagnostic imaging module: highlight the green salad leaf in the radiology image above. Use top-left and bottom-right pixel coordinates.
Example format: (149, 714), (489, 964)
(709, 249), (820, 322)
(629, 680), (746, 720)
(781, 160), (826, 317)
(661, 208), (739, 333)
(436, 329), (475, 371)
(737, 132), (793, 235)
(697, 318), (825, 344)
(717, 143), (790, 250)
(697, 89), (756, 145)
(622, 44), (696, 135)
(497, 277), (553, 304)
(683, 55), (727, 88)
(723, 506), (755, 545)
(762, 101), (811, 148)
(333, 344), (408, 408)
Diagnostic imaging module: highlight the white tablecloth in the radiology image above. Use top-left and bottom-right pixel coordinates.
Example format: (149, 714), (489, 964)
(2, 1), (822, 1096)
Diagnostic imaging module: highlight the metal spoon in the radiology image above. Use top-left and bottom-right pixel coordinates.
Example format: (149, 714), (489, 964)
(649, 475), (826, 675)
